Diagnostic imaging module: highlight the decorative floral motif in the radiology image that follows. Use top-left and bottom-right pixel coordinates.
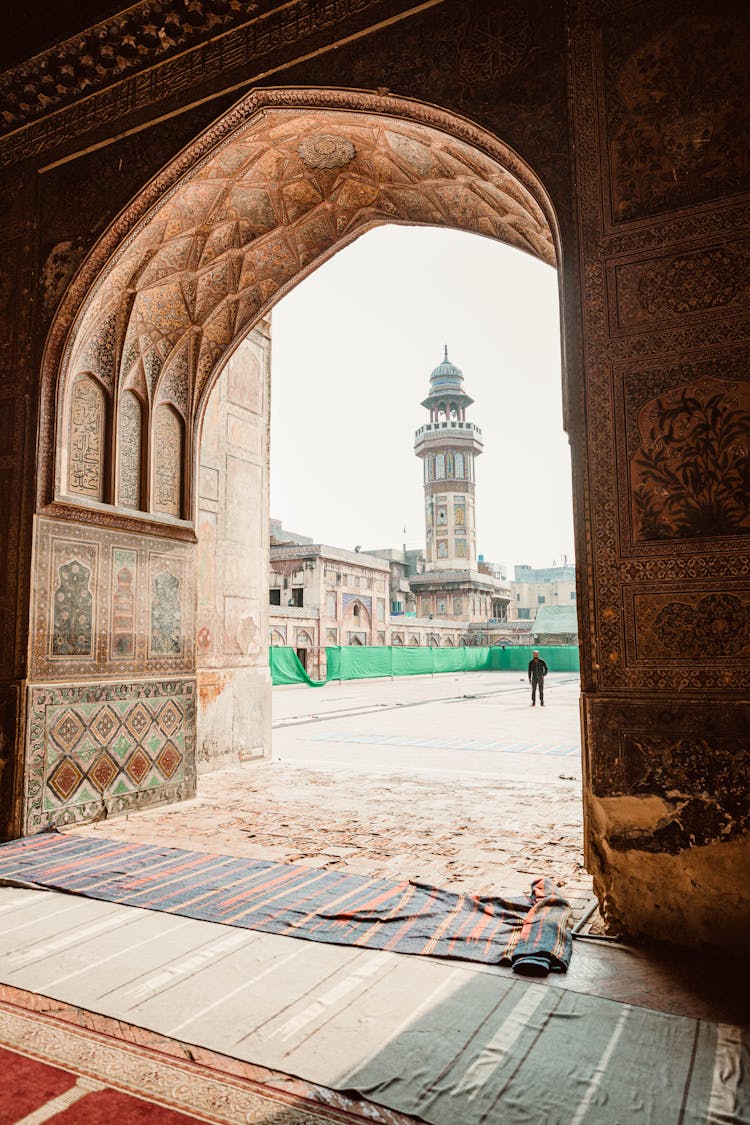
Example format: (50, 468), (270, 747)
(606, 12), (750, 221)
(640, 592), (750, 659)
(638, 247), (747, 318)
(631, 378), (750, 540)
(151, 570), (183, 655)
(52, 560), (94, 656)
(297, 133), (355, 169)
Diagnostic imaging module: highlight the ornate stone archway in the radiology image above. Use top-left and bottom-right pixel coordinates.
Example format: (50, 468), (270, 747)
(23, 88), (560, 843)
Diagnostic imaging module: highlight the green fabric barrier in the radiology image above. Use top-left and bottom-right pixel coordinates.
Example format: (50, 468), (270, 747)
(271, 644), (579, 685)
(489, 645), (580, 672)
(269, 646), (326, 686)
(391, 646), (436, 677)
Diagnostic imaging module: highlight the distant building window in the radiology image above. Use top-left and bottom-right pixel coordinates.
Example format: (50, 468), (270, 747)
(516, 593), (521, 600)
(517, 608), (531, 619)
(290, 588), (303, 607)
(446, 452), (454, 477)
(336, 573), (342, 585)
(269, 589), (281, 605)
(537, 595), (546, 604)
(353, 603), (360, 618)
(570, 591), (577, 599)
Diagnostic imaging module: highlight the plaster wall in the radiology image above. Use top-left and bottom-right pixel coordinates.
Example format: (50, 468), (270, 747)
(196, 327), (272, 773)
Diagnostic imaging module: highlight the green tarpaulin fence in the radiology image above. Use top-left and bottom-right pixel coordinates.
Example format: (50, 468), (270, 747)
(270, 644), (579, 685)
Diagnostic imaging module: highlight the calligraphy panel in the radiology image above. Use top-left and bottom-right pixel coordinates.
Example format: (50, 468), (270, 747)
(68, 375), (106, 500)
(117, 392), (142, 509)
(152, 405), (182, 517)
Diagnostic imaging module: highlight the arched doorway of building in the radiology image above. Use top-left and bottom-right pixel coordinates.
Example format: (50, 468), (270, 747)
(31, 87), (582, 902)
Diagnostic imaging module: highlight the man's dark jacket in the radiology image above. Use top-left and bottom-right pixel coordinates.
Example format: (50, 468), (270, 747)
(528, 657), (548, 681)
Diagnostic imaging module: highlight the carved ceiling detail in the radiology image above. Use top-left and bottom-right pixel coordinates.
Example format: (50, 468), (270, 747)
(51, 100), (553, 498)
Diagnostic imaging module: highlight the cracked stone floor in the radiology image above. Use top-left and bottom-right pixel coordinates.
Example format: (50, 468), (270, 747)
(71, 671), (593, 919)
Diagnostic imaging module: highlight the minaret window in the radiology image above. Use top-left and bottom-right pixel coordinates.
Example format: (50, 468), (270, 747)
(446, 452), (454, 477)
(436, 453), (445, 479)
(437, 505), (447, 525)
(455, 452), (465, 478)
(456, 539), (467, 558)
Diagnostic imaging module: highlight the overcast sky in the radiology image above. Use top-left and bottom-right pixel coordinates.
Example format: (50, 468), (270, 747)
(270, 225), (575, 574)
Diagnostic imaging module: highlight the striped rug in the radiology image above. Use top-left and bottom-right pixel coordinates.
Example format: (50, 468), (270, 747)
(0, 833), (572, 971)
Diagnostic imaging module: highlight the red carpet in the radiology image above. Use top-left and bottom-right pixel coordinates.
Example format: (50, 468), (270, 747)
(0, 988), (404, 1124)
(0, 1044), (206, 1124)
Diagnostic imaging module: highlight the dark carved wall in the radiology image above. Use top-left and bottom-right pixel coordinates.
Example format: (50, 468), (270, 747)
(0, 0), (747, 951)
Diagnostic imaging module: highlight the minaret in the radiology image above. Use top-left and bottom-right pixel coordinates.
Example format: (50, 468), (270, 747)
(414, 346), (483, 571)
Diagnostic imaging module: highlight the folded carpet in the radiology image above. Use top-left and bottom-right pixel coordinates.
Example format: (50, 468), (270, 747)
(0, 832), (572, 972)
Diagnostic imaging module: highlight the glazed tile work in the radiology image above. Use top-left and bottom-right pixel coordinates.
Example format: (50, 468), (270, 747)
(24, 679), (196, 832)
(31, 517), (194, 681)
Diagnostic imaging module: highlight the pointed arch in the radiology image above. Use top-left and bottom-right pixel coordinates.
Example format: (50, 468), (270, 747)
(39, 88), (559, 518)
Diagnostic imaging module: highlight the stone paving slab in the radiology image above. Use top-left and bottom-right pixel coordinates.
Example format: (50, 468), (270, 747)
(72, 673), (592, 915)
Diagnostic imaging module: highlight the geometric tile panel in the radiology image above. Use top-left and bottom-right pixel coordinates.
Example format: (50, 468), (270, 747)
(155, 740), (181, 780)
(88, 749), (119, 793)
(25, 678), (196, 833)
(47, 757), (85, 802)
(124, 748), (151, 786)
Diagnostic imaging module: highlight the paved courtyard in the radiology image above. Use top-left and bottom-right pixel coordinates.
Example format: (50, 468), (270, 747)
(72, 671), (593, 917)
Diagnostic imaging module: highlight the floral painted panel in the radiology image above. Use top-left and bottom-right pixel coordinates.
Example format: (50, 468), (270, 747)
(150, 554), (185, 657)
(52, 558), (94, 657)
(631, 377), (750, 542)
(111, 547), (137, 659)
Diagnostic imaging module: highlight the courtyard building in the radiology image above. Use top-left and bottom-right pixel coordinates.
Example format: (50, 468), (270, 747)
(269, 348), (524, 664)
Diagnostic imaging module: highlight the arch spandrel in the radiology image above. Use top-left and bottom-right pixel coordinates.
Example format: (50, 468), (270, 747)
(42, 89), (558, 520)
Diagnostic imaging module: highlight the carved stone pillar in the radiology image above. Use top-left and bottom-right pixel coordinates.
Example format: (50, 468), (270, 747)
(568, 0), (750, 951)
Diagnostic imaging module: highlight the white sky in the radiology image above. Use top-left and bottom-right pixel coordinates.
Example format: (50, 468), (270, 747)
(270, 225), (575, 574)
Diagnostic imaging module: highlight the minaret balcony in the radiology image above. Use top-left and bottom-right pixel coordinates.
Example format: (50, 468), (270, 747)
(414, 421), (483, 454)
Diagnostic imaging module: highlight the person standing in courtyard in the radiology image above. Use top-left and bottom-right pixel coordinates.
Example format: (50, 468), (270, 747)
(528, 649), (548, 706)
